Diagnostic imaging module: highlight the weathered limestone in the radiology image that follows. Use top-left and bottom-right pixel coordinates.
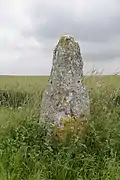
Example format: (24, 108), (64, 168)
(40, 35), (90, 126)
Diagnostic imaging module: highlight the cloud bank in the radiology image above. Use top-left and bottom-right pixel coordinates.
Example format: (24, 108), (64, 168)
(0, 0), (120, 75)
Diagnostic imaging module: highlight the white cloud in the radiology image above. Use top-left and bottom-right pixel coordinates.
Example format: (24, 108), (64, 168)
(0, 0), (120, 75)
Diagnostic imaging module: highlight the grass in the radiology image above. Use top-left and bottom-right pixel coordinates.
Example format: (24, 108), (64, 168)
(0, 75), (120, 179)
(0, 76), (48, 92)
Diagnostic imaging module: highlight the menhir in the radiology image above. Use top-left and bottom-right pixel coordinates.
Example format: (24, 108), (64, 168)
(40, 35), (90, 125)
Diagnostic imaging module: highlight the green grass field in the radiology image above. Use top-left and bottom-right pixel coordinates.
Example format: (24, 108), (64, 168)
(0, 75), (120, 91)
(0, 75), (120, 180)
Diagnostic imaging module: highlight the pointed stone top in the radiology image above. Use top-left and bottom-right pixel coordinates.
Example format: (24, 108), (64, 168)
(55, 35), (80, 53)
(59, 34), (74, 41)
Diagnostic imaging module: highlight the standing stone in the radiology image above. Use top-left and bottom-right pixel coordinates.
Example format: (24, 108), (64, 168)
(40, 35), (90, 126)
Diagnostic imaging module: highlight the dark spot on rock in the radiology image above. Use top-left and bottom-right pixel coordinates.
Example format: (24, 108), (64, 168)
(56, 103), (59, 107)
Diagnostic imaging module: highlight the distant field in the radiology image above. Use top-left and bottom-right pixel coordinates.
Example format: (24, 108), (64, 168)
(0, 76), (49, 92)
(0, 75), (120, 92)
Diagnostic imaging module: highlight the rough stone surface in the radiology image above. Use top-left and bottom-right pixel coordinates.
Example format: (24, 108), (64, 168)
(40, 35), (90, 125)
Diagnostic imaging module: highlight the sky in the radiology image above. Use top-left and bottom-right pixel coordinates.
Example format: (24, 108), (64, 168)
(0, 0), (120, 75)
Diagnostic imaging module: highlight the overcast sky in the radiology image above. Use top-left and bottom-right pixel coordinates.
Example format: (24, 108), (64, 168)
(0, 0), (120, 75)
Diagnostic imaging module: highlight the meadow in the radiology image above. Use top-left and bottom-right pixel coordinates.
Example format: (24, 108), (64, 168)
(0, 75), (120, 180)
